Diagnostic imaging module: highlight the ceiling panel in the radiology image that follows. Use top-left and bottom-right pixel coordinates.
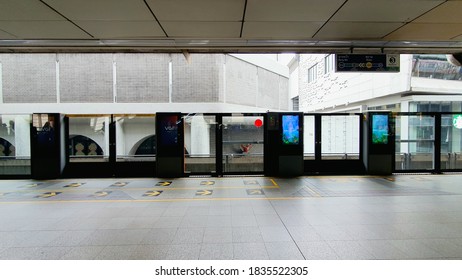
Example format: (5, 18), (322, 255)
(75, 21), (166, 39)
(385, 23), (462, 40)
(314, 22), (404, 39)
(0, 21), (92, 39)
(245, 0), (345, 21)
(146, 0), (245, 21)
(242, 22), (324, 39)
(414, 1), (462, 23)
(332, 0), (444, 22)
(0, 0), (63, 20)
(42, 0), (154, 21)
(162, 22), (241, 38)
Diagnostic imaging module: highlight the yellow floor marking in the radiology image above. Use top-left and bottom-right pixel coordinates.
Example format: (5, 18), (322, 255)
(270, 179), (280, 188)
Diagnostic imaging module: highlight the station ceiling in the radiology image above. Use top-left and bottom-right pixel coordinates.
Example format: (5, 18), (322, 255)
(0, 0), (461, 53)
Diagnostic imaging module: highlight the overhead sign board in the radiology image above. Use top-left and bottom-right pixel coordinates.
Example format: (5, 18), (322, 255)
(335, 54), (400, 72)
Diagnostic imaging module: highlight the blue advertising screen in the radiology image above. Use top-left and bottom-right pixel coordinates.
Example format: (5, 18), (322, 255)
(372, 114), (389, 144)
(282, 115), (300, 145)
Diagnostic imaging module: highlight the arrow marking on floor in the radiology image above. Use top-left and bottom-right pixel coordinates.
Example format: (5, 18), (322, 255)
(36, 192), (61, 198)
(246, 189), (264, 195)
(196, 190), (213, 196)
(143, 190), (163, 197)
(155, 181), (172, 187)
(93, 191), (111, 197)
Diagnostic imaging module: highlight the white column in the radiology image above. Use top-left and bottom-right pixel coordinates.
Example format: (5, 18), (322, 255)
(116, 119), (125, 157)
(14, 115), (31, 158)
(190, 116), (210, 156)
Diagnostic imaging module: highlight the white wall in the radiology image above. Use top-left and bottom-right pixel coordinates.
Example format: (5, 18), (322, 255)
(298, 54), (413, 112)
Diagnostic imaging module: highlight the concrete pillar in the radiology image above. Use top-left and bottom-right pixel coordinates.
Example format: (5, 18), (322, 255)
(190, 115), (210, 156)
(14, 115), (31, 157)
(116, 119), (125, 157)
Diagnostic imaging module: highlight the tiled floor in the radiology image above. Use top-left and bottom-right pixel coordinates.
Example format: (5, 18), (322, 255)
(1, 175), (462, 260)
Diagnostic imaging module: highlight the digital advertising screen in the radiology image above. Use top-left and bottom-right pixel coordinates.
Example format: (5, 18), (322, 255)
(282, 115), (300, 145)
(372, 114), (389, 144)
(159, 115), (179, 146)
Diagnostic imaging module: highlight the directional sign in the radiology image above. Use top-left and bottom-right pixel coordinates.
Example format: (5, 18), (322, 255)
(336, 54), (400, 72)
(196, 190), (213, 196)
(111, 182), (128, 187)
(64, 183), (84, 188)
(143, 190), (163, 197)
(200, 181), (215, 186)
(246, 189), (265, 195)
(156, 181), (172, 187)
(93, 191), (111, 197)
(36, 192), (61, 198)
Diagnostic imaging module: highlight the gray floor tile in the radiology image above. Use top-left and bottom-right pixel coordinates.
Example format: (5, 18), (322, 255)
(199, 243), (233, 260)
(418, 239), (462, 259)
(232, 227), (264, 243)
(327, 241), (376, 260)
(286, 226), (323, 242)
(172, 228), (205, 244)
(165, 244), (201, 260)
(232, 215), (258, 227)
(255, 214), (284, 227)
(259, 226), (293, 242)
(265, 242), (304, 260)
(203, 227), (233, 243)
(233, 243), (269, 260)
(297, 241), (339, 260)
(95, 245), (139, 260)
(130, 245), (170, 260)
(358, 240), (409, 260)
(60, 246), (105, 260)
(0, 246), (72, 260)
(179, 215), (209, 228)
(98, 217), (135, 230)
(49, 230), (95, 247)
(313, 225), (355, 241)
(141, 228), (178, 245)
(207, 215), (232, 227)
(152, 217), (182, 228)
(387, 240), (443, 259)
(79, 229), (149, 246)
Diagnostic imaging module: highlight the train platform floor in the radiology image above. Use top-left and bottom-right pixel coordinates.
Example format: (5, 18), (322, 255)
(1, 174), (462, 260)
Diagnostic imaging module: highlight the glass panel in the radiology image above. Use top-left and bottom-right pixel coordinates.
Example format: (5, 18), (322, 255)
(222, 115), (264, 173)
(321, 115), (360, 160)
(395, 115), (435, 170)
(184, 114), (216, 174)
(303, 115), (315, 160)
(0, 114), (31, 175)
(115, 115), (156, 162)
(68, 116), (110, 162)
(441, 114), (462, 170)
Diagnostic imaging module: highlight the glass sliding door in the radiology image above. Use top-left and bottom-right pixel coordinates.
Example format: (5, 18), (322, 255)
(395, 115), (435, 171)
(0, 114), (31, 176)
(184, 114), (217, 175)
(114, 115), (156, 162)
(441, 114), (462, 170)
(222, 114), (264, 174)
(68, 115), (111, 163)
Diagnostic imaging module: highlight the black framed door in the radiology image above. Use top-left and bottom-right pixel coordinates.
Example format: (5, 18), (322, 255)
(304, 113), (365, 174)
